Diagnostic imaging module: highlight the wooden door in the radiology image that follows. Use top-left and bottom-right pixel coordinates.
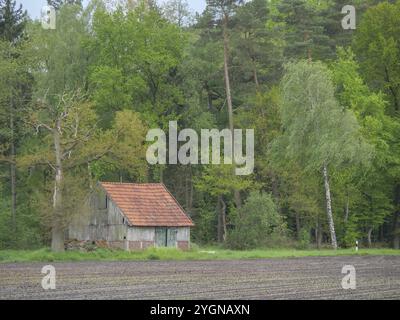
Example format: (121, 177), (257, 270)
(155, 227), (167, 247)
(167, 228), (178, 248)
(155, 227), (177, 247)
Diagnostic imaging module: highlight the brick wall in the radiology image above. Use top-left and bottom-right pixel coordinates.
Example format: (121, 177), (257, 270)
(177, 241), (190, 250)
(128, 241), (155, 250)
(108, 241), (125, 250)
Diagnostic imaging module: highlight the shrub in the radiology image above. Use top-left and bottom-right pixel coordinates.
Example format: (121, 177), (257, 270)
(296, 228), (311, 249)
(147, 253), (160, 260)
(191, 208), (217, 244)
(342, 216), (362, 248)
(226, 192), (288, 250)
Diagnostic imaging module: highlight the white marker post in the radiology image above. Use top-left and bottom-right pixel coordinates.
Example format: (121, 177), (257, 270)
(355, 240), (359, 252)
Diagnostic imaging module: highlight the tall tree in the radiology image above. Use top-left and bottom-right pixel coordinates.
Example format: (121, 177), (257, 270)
(354, 1), (400, 248)
(354, 1), (400, 114)
(0, 0), (26, 43)
(88, 4), (186, 184)
(25, 5), (148, 250)
(268, 0), (332, 61)
(273, 60), (371, 249)
(47, 0), (82, 10)
(332, 47), (399, 247)
(195, 164), (253, 242)
(22, 92), (146, 252)
(231, 0), (284, 90)
(0, 0), (28, 234)
(206, 0), (243, 208)
(161, 0), (193, 27)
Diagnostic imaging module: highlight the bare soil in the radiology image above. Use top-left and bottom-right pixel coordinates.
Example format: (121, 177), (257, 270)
(0, 255), (399, 300)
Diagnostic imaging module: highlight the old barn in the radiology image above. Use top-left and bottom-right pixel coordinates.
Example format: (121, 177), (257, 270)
(68, 182), (194, 250)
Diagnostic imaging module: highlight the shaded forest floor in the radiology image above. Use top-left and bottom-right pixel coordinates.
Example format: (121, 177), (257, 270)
(0, 247), (399, 263)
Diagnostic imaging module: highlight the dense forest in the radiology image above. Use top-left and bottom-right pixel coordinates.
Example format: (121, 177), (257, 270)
(0, 0), (399, 251)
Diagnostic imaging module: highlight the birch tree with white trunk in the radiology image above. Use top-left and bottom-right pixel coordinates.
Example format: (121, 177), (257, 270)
(273, 60), (372, 249)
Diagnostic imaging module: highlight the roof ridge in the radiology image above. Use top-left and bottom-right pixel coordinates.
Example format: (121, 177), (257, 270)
(100, 182), (164, 185)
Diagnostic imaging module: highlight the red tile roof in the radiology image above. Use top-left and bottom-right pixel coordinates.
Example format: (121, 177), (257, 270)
(100, 182), (194, 227)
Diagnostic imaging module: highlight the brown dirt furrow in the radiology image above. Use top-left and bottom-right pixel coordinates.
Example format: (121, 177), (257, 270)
(0, 256), (399, 300)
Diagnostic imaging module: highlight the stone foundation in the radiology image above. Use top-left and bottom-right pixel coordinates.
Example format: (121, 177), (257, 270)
(67, 239), (190, 251)
(108, 241), (125, 250)
(128, 241), (155, 250)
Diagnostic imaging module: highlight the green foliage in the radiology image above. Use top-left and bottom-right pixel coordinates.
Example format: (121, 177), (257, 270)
(0, 0), (27, 42)
(297, 228), (311, 250)
(47, 0), (82, 11)
(268, 0), (333, 61)
(274, 60), (372, 172)
(227, 192), (287, 249)
(195, 164), (254, 197)
(342, 214), (362, 248)
(28, 4), (89, 98)
(1, 0), (400, 251)
(331, 47), (397, 245)
(353, 1), (400, 114)
(88, 5), (187, 128)
(191, 207), (217, 244)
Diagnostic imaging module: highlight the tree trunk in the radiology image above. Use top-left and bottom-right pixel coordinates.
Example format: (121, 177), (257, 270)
(88, 162), (93, 190)
(205, 84), (214, 112)
(344, 194), (349, 223)
(184, 166), (193, 216)
(252, 57), (260, 90)
(393, 211), (400, 249)
(393, 184), (400, 249)
(217, 195), (223, 243)
(222, 15), (234, 136)
(221, 197), (227, 242)
(185, 169), (190, 212)
(304, 31), (312, 62)
(233, 190), (242, 209)
(323, 164), (338, 249)
(9, 109), (16, 234)
(254, 68), (259, 89)
(217, 195), (227, 243)
(316, 218), (322, 249)
(367, 228), (373, 248)
(270, 172), (279, 201)
(379, 225), (384, 242)
(51, 123), (65, 252)
(295, 211), (301, 240)
(222, 13), (241, 209)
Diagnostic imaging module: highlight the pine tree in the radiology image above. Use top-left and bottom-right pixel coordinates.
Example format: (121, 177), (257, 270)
(0, 0), (28, 236)
(0, 0), (26, 43)
(270, 0), (332, 61)
(47, 0), (82, 10)
(206, 0), (243, 209)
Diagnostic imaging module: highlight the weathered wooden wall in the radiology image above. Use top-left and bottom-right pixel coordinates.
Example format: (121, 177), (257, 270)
(68, 190), (127, 242)
(68, 189), (191, 250)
